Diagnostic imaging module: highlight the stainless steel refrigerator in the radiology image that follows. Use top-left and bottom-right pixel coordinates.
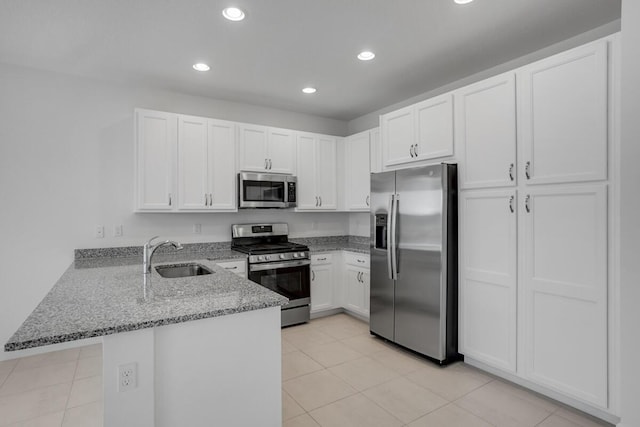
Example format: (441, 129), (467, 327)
(370, 163), (458, 364)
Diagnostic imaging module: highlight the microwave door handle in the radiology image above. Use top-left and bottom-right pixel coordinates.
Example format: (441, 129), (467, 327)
(387, 194), (394, 280)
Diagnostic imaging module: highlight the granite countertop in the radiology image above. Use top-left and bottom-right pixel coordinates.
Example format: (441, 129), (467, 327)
(5, 256), (287, 351)
(5, 235), (369, 351)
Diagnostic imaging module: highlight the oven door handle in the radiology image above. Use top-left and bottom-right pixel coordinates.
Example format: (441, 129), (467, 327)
(249, 260), (311, 272)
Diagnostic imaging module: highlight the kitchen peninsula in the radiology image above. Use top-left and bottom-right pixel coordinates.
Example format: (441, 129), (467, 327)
(5, 247), (288, 427)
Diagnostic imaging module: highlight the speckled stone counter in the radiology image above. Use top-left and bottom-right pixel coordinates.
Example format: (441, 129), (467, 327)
(293, 235), (369, 254)
(5, 255), (287, 351)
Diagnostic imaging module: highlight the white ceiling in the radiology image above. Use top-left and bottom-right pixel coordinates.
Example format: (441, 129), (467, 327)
(0, 0), (620, 121)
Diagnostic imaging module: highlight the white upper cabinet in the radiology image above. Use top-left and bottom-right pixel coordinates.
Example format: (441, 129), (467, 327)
(380, 93), (454, 169)
(178, 115), (209, 210)
(370, 127), (382, 173)
(295, 133), (337, 210)
(460, 189), (517, 373)
(238, 124), (295, 174)
(135, 109), (177, 211)
(177, 116), (236, 211)
(381, 105), (414, 167)
(520, 184), (608, 407)
(207, 120), (237, 210)
(345, 130), (371, 211)
(414, 94), (454, 160)
(456, 73), (517, 189)
(518, 40), (608, 185)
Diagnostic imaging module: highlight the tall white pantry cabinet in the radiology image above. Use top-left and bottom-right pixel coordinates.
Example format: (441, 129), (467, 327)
(457, 36), (617, 413)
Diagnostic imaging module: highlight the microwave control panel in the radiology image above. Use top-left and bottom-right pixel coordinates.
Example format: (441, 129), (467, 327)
(287, 182), (296, 202)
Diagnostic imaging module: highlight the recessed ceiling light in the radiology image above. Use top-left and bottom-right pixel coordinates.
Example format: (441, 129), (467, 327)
(357, 51), (376, 61)
(222, 7), (245, 21)
(302, 87), (317, 94)
(193, 63), (210, 71)
(454, 0), (474, 4)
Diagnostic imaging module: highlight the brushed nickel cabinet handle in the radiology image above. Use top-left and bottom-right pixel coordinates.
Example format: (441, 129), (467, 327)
(509, 164), (514, 181)
(357, 259), (365, 263)
(269, 159), (272, 170)
(317, 257), (327, 261)
(312, 270), (316, 281)
(525, 161), (531, 180)
(525, 195), (531, 213)
(315, 196), (319, 207)
(509, 195), (515, 213)
(264, 158), (268, 169)
(366, 195), (370, 206)
(225, 266), (238, 270)
(414, 143), (418, 156)
(319, 196), (322, 207)
(169, 193), (172, 206)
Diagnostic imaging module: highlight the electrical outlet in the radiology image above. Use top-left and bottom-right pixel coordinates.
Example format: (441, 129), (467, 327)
(96, 226), (104, 239)
(193, 223), (201, 234)
(113, 225), (123, 237)
(118, 362), (137, 392)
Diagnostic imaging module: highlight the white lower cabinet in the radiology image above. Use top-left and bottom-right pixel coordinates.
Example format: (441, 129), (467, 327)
(343, 253), (370, 318)
(216, 260), (247, 279)
(311, 254), (335, 313)
(520, 184), (608, 407)
(460, 189), (517, 373)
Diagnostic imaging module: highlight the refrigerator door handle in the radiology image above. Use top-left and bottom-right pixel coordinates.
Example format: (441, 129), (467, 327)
(391, 193), (399, 279)
(387, 194), (394, 280)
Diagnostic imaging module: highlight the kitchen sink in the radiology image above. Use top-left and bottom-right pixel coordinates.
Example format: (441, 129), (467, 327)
(155, 263), (213, 279)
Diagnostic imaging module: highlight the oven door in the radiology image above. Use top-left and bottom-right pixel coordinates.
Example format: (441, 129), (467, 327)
(248, 260), (310, 308)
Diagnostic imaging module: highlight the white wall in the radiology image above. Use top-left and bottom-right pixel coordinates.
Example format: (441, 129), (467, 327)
(0, 63), (349, 360)
(347, 21), (620, 134)
(619, 1), (640, 425)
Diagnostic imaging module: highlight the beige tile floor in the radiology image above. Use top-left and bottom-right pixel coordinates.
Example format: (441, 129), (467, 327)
(0, 344), (102, 426)
(0, 313), (612, 427)
(282, 313), (612, 427)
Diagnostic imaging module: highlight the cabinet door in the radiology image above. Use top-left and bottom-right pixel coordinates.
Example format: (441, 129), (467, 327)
(370, 128), (382, 174)
(267, 128), (295, 174)
(519, 41), (608, 185)
(295, 134), (318, 210)
(345, 132), (371, 211)
(136, 109), (177, 210)
(414, 93), (454, 160)
(316, 136), (337, 210)
(208, 119), (237, 210)
(521, 184), (607, 406)
(238, 124), (268, 172)
(381, 105), (414, 167)
(457, 74), (517, 189)
(345, 266), (368, 317)
(178, 115), (209, 210)
(311, 263), (334, 312)
(459, 190), (517, 372)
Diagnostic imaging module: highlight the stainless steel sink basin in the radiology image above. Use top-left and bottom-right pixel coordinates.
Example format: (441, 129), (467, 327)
(155, 263), (213, 278)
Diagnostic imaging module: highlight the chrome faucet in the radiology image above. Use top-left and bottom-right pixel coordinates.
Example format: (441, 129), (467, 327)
(143, 236), (184, 275)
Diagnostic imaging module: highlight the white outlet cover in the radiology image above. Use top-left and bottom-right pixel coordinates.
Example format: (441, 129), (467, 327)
(96, 226), (104, 239)
(114, 225), (123, 237)
(193, 224), (202, 234)
(118, 362), (137, 392)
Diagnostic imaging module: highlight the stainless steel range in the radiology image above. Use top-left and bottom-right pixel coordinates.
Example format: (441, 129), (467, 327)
(231, 223), (310, 327)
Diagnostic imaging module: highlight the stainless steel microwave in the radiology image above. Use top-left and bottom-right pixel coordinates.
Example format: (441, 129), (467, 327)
(238, 172), (297, 208)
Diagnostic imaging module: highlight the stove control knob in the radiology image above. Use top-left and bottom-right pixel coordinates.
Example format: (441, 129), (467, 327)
(299, 252), (306, 258)
(279, 254), (286, 260)
(292, 253), (299, 258)
(256, 256), (264, 262)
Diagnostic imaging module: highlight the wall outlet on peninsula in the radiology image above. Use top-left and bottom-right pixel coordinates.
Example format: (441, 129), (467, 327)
(118, 362), (137, 392)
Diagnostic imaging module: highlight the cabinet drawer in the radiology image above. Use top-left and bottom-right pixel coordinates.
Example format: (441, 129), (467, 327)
(217, 260), (247, 274)
(311, 253), (333, 265)
(344, 252), (370, 268)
